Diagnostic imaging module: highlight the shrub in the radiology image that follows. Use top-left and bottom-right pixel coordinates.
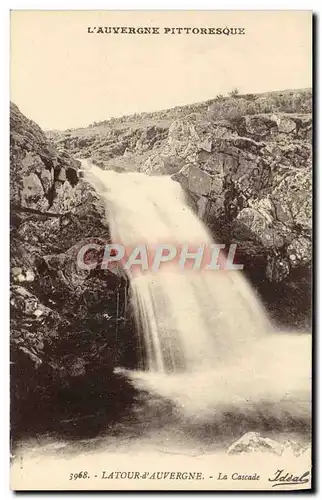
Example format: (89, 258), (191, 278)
(229, 88), (240, 97)
(208, 97), (258, 121)
(208, 90), (312, 121)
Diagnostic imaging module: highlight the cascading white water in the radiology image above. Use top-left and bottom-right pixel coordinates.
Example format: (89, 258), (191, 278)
(82, 159), (272, 373)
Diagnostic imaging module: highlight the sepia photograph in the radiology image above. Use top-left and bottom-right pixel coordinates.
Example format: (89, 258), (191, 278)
(9, 10), (312, 491)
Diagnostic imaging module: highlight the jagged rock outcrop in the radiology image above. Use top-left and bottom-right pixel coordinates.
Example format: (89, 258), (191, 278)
(162, 112), (312, 276)
(11, 103), (80, 211)
(48, 90), (312, 329)
(11, 89), (312, 439)
(10, 103), (137, 439)
(152, 112), (311, 328)
(227, 432), (284, 455)
(227, 432), (310, 457)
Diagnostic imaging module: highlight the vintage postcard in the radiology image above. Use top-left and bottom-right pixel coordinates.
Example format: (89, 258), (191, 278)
(10, 10), (312, 491)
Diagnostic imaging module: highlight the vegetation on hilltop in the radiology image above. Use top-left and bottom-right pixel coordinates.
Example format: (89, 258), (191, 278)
(73, 88), (312, 132)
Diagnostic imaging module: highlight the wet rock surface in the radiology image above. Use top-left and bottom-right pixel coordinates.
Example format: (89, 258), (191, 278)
(11, 89), (312, 441)
(227, 431), (284, 455)
(49, 89), (312, 329)
(227, 432), (311, 458)
(10, 103), (138, 440)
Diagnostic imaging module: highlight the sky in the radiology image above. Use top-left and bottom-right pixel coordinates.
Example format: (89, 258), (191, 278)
(10, 10), (312, 130)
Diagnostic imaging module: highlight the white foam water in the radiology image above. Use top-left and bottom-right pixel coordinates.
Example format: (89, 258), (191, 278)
(83, 160), (273, 372)
(83, 160), (310, 422)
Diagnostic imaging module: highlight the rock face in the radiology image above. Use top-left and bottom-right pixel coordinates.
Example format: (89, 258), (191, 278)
(11, 89), (312, 440)
(11, 103), (79, 211)
(10, 103), (138, 439)
(227, 432), (284, 455)
(49, 89), (312, 329)
(167, 111), (311, 328)
(165, 113), (311, 276)
(227, 432), (310, 457)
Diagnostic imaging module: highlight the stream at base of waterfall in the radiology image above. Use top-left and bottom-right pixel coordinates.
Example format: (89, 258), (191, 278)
(11, 161), (311, 470)
(83, 160), (311, 417)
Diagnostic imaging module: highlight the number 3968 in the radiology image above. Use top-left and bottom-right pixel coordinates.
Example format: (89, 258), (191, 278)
(69, 471), (89, 480)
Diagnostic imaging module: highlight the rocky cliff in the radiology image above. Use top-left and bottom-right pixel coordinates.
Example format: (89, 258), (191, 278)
(11, 89), (312, 439)
(48, 89), (312, 328)
(10, 102), (138, 440)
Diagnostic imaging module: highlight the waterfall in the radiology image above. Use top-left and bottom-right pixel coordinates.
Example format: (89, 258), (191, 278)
(82, 160), (272, 373)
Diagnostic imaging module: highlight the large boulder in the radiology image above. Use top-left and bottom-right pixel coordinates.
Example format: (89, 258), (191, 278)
(227, 432), (310, 457)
